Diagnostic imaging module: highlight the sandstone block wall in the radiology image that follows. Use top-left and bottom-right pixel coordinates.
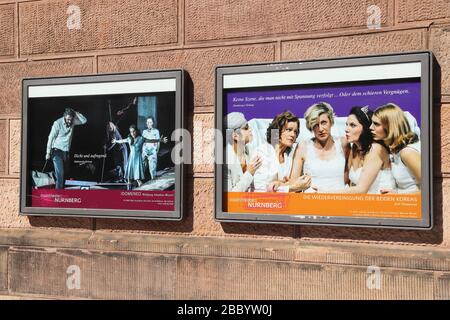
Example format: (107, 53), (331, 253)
(0, 0), (449, 299)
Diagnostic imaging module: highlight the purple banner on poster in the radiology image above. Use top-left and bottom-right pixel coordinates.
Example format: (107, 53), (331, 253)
(225, 81), (421, 124)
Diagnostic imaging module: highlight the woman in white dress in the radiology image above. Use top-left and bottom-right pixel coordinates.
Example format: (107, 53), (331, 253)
(224, 112), (262, 192)
(338, 106), (395, 194)
(253, 111), (311, 192)
(293, 102), (349, 193)
(370, 103), (421, 194)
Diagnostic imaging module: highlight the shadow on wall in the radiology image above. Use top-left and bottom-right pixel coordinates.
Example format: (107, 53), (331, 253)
(220, 168), (442, 245)
(220, 178), (443, 244)
(28, 74), (196, 234)
(28, 182), (194, 233)
(223, 59), (445, 245)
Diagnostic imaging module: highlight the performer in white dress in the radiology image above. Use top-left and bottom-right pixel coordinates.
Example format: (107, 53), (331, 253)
(224, 112), (262, 192)
(302, 137), (346, 192)
(348, 167), (395, 194)
(253, 111), (311, 192)
(293, 102), (349, 193)
(389, 141), (421, 193)
(338, 106), (395, 194)
(370, 103), (421, 194)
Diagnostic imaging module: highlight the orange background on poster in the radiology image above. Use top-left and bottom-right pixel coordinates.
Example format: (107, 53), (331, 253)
(225, 192), (422, 219)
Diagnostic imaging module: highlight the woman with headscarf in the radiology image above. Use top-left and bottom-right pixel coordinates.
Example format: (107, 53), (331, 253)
(224, 112), (262, 192)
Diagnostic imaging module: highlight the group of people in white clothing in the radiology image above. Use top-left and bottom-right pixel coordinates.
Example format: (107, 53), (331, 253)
(112, 117), (168, 188)
(224, 102), (421, 195)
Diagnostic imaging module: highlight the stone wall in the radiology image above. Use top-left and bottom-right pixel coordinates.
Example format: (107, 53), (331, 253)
(0, 0), (449, 299)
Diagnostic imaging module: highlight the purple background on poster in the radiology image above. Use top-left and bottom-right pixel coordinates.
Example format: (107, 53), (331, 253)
(225, 81), (421, 124)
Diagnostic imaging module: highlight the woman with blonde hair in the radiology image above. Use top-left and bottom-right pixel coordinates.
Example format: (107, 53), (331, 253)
(370, 103), (421, 193)
(292, 102), (349, 193)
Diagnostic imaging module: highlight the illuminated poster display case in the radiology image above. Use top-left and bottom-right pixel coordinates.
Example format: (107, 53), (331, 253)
(215, 52), (435, 229)
(21, 70), (185, 220)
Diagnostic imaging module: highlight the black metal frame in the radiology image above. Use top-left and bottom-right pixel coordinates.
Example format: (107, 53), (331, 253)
(20, 70), (185, 220)
(215, 51), (435, 229)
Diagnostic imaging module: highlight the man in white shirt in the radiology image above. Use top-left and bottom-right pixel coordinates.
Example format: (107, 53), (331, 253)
(225, 112), (262, 192)
(46, 108), (87, 189)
